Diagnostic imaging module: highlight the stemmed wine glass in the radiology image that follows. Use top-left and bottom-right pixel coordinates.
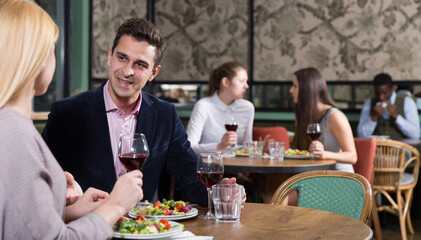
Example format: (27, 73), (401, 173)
(118, 133), (149, 171)
(307, 123), (321, 142)
(225, 115), (238, 150)
(196, 153), (224, 219)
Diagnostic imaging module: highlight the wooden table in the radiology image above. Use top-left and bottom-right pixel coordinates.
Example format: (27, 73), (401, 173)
(183, 203), (373, 240)
(222, 157), (336, 202)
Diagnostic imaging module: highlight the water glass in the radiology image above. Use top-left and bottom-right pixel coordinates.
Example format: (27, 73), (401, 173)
(248, 141), (263, 159)
(269, 142), (285, 160)
(212, 184), (244, 223)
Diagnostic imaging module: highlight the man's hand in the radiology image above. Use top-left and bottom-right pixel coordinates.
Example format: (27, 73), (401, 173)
(219, 177), (246, 207)
(64, 171), (83, 206)
(371, 104), (384, 121)
(386, 103), (398, 120)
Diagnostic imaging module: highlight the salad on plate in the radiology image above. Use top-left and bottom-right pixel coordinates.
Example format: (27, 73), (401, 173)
(133, 199), (192, 216)
(114, 217), (175, 235)
(284, 148), (311, 156)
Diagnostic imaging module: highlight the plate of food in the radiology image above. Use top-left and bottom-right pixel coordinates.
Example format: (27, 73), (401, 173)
(233, 148), (249, 157)
(284, 149), (315, 159)
(129, 199), (198, 220)
(113, 217), (183, 239)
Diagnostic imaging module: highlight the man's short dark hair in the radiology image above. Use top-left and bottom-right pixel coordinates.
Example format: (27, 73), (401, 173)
(111, 18), (167, 68)
(373, 73), (393, 86)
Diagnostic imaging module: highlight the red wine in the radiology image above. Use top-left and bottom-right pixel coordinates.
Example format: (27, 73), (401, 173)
(119, 153), (148, 171)
(197, 171), (223, 188)
(307, 132), (321, 141)
(225, 124), (238, 131)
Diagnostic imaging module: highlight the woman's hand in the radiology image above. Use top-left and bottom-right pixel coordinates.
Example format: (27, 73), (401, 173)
(64, 171), (83, 206)
(93, 170), (144, 226)
(309, 140), (326, 159)
(64, 187), (109, 223)
(217, 132), (238, 152)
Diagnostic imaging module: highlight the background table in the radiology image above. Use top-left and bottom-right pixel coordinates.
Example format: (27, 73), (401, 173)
(222, 157), (336, 202)
(183, 203), (372, 240)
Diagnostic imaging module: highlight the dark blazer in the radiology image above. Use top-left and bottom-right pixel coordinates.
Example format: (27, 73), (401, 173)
(42, 82), (207, 205)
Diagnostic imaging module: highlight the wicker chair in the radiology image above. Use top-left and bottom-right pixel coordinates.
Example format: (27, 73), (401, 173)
(372, 139), (420, 240)
(271, 170), (372, 224)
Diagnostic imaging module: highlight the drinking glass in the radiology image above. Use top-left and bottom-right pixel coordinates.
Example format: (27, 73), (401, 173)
(307, 123), (321, 142)
(196, 153), (224, 219)
(118, 133), (149, 171)
(225, 115), (238, 149)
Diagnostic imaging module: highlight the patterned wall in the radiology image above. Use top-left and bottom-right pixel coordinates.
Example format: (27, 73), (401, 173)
(91, 0), (421, 82)
(91, 0), (147, 79)
(254, 0), (421, 81)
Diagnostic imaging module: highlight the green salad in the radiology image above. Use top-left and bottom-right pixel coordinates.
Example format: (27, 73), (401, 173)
(114, 217), (176, 235)
(285, 148), (311, 156)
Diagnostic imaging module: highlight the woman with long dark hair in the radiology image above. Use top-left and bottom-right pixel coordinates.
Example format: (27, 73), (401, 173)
(291, 67), (356, 171)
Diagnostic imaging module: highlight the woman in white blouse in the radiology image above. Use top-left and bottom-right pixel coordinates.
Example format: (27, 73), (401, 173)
(187, 61), (255, 154)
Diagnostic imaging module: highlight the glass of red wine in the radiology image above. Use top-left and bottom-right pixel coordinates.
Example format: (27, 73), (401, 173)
(118, 133), (149, 172)
(225, 115), (238, 150)
(196, 152), (224, 219)
(307, 123), (321, 142)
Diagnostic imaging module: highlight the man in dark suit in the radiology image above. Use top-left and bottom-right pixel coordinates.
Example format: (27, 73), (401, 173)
(43, 18), (236, 206)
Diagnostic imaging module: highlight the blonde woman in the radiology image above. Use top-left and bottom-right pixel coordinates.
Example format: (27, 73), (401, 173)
(0, 0), (143, 239)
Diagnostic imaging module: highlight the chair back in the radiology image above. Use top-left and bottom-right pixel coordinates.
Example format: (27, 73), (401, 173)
(353, 138), (376, 182)
(373, 139), (420, 189)
(271, 170), (372, 223)
(253, 126), (290, 149)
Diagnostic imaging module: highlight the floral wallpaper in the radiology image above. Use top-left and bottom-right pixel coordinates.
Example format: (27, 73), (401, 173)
(91, 0), (147, 79)
(154, 0), (249, 81)
(254, 0), (421, 81)
(92, 0), (421, 82)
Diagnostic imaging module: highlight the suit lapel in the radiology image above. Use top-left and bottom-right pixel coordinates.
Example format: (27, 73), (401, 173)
(84, 83), (116, 180)
(137, 92), (157, 148)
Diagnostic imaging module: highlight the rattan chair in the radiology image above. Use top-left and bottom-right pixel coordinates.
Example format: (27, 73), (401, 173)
(271, 170), (372, 224)
(372, 139), (420, 240)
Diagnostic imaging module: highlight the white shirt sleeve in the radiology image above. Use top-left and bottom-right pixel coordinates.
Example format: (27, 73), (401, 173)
(395, 97), (420, 139)
(357, 99), (377, 138)
(186, 102), (218, 154)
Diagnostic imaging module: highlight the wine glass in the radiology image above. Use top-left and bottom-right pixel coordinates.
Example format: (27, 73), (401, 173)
(196, 153), (224, 219)
(118, 133), (149, 171)
(307, 123), (321, 142)
(225, 115), (238, 150)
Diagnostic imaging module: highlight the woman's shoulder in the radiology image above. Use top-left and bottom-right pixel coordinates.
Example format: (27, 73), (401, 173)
(235, 99), (255, 110)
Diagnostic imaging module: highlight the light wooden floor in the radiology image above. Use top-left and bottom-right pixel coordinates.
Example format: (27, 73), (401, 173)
(372, 214), (421, 240)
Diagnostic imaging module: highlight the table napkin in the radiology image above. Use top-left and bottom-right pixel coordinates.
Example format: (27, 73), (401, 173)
(167, 231), (213, 240)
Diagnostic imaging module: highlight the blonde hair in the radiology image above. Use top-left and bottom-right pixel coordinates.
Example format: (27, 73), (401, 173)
(0, 0), (58, 108)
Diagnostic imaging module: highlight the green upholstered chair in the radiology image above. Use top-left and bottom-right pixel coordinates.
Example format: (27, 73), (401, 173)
(271, 170), (372, 224)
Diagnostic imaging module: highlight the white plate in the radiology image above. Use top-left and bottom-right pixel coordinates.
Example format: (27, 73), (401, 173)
(284, 154), (315, 159)
(113, 220), (183, 239)
(129, 207), (198, 220)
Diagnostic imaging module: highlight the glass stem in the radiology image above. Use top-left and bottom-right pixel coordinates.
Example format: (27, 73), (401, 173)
(207, 187), (212, 214)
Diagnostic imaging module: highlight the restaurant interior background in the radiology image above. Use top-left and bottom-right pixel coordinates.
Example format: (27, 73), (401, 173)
(33, 0), (421, 222)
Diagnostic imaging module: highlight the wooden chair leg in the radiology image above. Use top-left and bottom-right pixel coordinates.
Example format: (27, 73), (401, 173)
(371, 194), (382, 240)
(405, 190), (414, 234)
(399, 214), (408, 240)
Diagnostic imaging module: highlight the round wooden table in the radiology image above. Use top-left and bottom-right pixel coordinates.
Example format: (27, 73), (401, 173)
(183, 203), (373, 240)
(222, 157), (336, 202)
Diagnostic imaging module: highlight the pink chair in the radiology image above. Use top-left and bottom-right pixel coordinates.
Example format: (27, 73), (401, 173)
(253, 126), (290, 149)
(353, 138), (376, 182)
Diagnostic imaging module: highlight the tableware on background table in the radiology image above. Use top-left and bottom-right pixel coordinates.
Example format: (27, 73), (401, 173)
(196, 153), (224, 219)
(307, 123), (321, 142)
(212, 184), (244, 223)
(129, 207), (199, 220)
(248, 141), (263, 159)
(118, 133), (149, 171)
(268, 142), (285, 160)
(113, 219), (183, 239)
